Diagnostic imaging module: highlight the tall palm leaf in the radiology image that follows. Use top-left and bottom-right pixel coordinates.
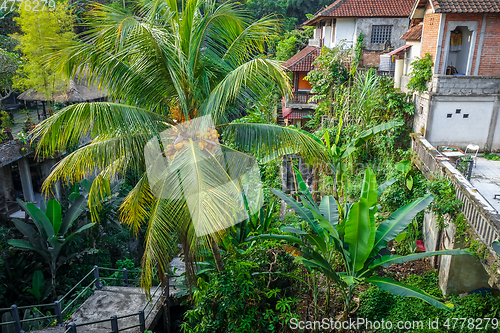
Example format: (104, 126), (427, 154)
(33, 0), (325, 289)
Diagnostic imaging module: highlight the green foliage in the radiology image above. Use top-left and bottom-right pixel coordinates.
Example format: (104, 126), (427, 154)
(305, 46), (350, 104)
(485, 154), (499, 161)
(275, 35), (297, 61)
(273, 27), (313, 60)
(8, 188), (90, 298)
(359, 271), (500, 333)
(427, 176), (463, 229)
(12, 0), (75, 101)
(182, 241), (299, 333)
(1, 110), (12, 128)
(350, 33), (365, 76)
(258, 168), (469, 316)
(0, 48), (20, 102)
(407, 53), (434, 94)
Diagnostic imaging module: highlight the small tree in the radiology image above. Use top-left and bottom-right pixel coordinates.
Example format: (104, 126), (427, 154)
(407, 53), (434, 94)
(8, 192), (91, 299)
(12, 1), (75, 106)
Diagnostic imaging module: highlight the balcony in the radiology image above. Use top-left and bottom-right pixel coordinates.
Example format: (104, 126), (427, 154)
(308, 38), (323, 47)
(285, 91), (319, 109)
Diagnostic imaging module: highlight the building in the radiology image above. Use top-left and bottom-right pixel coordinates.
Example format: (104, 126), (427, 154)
(281, 46), (320, 127)
(402, 0), (500, 151)
(302, 0), (414, 67)
(279, 0), (415, 128)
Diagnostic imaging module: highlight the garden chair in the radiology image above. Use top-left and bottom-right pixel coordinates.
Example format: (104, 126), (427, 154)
(465, 144), (479, 167)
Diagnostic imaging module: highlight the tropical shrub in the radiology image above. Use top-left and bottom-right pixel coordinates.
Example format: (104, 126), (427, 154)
(258, 168), (470, 318)
(407, 53), (434, 94)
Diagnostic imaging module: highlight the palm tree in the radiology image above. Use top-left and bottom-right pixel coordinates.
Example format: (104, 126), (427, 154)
(32, 0), (326, 288)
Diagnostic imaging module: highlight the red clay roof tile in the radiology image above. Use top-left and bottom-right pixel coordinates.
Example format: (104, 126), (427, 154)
(304, 0), (414, 25)
(400, 24), (423, 40)
(431, 0), (500, 13)
(281, 46), (321, 72)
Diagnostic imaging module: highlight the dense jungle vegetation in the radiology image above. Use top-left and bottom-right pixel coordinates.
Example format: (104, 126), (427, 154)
(1, 1), (499, 333)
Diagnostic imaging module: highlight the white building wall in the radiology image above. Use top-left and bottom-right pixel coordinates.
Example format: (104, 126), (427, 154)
(404, 41), (422, 75)
(426, 97), (495, 148)
(334, 18), (356, 48)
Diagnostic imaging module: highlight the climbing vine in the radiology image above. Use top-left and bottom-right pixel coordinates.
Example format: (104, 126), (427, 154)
(407, 53), (434, 93)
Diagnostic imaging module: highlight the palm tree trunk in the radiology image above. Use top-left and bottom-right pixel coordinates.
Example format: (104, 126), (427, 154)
(209, 237), (224, 272)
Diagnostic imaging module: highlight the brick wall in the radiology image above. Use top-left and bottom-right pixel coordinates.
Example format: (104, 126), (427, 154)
(478, 14), (500, 76)
(436, 13), (484, 75)
(362, 50), (384, 67)
(420, 4), (442, 69)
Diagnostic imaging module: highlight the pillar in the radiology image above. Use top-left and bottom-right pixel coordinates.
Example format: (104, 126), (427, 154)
(18, 157), (35, 203)
(40, 159), (60, 200)
(394, 59), (404, 89)
(0, 165), (14, 201)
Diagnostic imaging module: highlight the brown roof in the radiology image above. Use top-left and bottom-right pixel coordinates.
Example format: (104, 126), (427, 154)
(17, 78), (107, 103)
(430, 0), (500, 13)
(388, 44), (412, 55)
(304, 0), (414, 25)
(281, 46), (320, 72)
(400, 24), (423, 40)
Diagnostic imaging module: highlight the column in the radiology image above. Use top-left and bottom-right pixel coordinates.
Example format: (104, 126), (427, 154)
(18, 157), (35, 203)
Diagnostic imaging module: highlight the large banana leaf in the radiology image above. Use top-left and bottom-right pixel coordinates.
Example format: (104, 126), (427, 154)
(7, 240), (49, 260)
(46, 200), (62, 235)
(10, 219), (40, 248)
(319, 196), (339, 225)
(366, 276), (454, 311)
(60, 195), (87, 236)
(373, 194), (434, 253)
(344, 197), (375, 272)
(369, 249), (471, 268)
(270, 188), (318, 233)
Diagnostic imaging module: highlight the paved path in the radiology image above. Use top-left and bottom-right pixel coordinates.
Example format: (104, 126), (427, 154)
(470, 157), (500, 213)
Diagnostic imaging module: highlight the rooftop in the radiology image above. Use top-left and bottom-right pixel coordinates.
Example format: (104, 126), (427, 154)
(303, 0), (414, 26)
(430, 0), (500, 13)
(401, 24), (423, 40)
(281, 46), (320, 72)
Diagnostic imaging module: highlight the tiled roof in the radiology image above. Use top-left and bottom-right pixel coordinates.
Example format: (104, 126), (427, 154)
(281, 46), (320, 72)
(303, 0), (414, 25)
(400, 24), (423, 40)
(431, 0), (500, 13)
(387, 44), (412, 55)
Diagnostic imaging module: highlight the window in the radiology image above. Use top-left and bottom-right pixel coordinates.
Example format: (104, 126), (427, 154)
(371, 25), (393, 44)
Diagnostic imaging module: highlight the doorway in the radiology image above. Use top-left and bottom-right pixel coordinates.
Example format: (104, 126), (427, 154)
(442, 22), (478, 76)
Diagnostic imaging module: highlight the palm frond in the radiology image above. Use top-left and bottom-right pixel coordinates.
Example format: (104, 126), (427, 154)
(119, 173), (154, 235)
(223, 123), (328, 164)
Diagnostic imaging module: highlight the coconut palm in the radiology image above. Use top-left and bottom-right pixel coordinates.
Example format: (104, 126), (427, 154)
(32, 0), (327, 288)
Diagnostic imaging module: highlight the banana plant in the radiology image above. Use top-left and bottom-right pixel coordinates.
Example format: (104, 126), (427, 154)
(256, 168), (471, 317)
(313, 120), (403, 217)
(26, 270), (51, 303)
(8, 190), (91, 299)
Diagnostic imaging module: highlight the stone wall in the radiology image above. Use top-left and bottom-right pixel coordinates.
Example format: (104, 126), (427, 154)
(430, 75), (500, 95)
(412, 134), (500, 291)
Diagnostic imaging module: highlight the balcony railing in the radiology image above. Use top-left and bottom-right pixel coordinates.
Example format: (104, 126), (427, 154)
(290, 91), (316, 104)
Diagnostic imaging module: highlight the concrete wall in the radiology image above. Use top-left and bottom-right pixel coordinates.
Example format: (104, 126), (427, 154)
(430, 75), (500, 95)
(426, 96), (496, 149)
(403, 41), (422, 75)
(334, 18), (356, 48)
(355, 17), (409, 51)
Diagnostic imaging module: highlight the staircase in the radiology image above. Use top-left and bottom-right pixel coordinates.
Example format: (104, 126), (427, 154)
(277, 107), (285, 126)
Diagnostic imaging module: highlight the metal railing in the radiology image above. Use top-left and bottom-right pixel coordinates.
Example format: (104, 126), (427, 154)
(1, 266), (175, 333)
